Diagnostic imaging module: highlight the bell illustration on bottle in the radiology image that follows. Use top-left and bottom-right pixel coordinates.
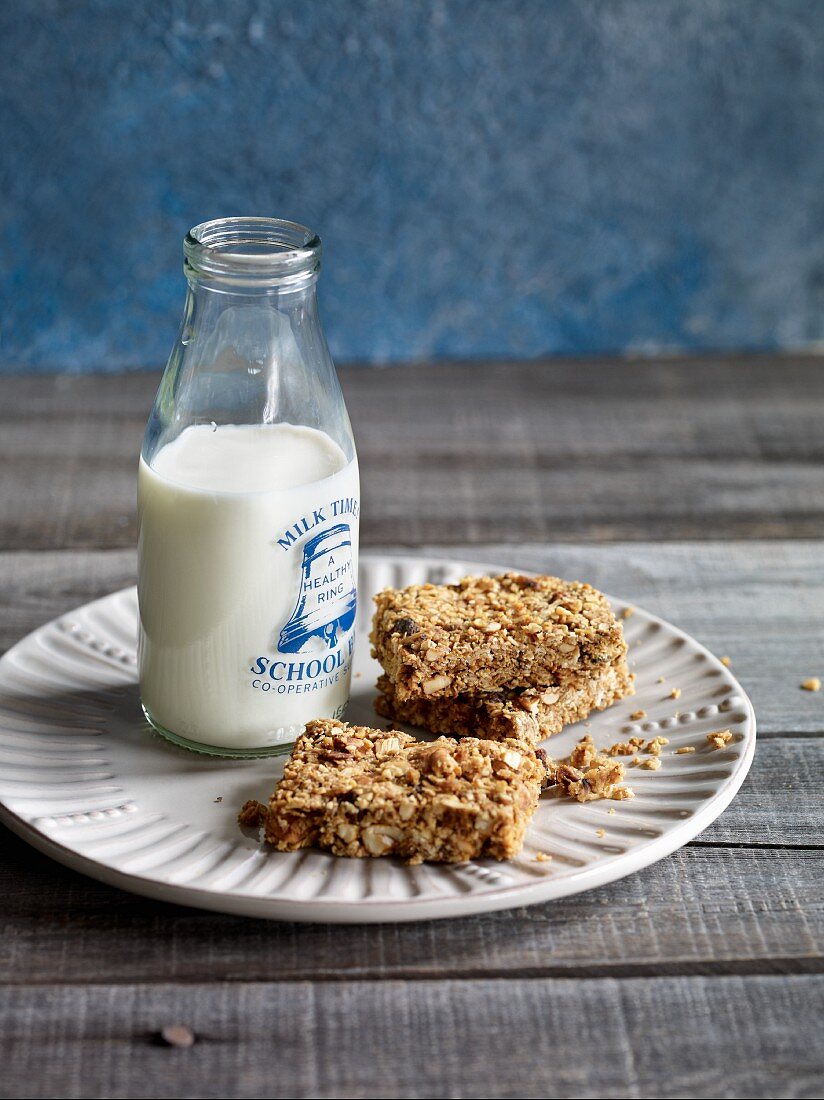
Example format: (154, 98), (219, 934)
(277, 524), (357, 653)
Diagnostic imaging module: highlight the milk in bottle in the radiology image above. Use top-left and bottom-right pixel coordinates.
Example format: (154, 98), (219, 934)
(137, 219), (359, 755)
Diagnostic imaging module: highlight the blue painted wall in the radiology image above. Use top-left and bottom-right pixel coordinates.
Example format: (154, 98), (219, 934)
(2, 0), (823, 371)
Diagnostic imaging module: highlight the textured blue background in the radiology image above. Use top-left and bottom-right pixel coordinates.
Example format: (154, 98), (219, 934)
(2, 0), (823, 371)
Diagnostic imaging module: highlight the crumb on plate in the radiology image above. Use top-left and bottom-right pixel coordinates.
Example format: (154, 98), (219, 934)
(706, 729), (733, 749)
(551, 734), (635, 803)
(645, 736), (669, 756)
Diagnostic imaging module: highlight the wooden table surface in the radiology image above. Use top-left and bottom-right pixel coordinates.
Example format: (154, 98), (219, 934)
(1, 357), (822, 1099)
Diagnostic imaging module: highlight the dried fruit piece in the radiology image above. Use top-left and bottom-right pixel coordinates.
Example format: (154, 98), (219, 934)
(237, 799), (266, 828)
(392, 617), (422, 636)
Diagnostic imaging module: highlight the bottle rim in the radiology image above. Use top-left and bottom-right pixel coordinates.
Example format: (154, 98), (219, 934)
(184, 217), (321, 287)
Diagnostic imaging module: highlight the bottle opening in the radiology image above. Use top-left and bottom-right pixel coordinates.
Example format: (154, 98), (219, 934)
(184, 217), (321, 287)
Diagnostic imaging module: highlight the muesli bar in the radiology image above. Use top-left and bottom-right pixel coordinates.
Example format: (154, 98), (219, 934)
(264, 718), (550, 863)
(371, 572), (627, 701)
(374, 660), (633, 744)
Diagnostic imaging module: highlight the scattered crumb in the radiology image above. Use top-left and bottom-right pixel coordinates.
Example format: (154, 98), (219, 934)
(720, 655), (732, 667)
(549, 723), (674, 805)
(534, 851), (552, 863)
(568, 734), (600, 769)
(630, 709), (647, 720)
(645, 736), (669, 756)
(657, 676), (666, 684)
(596, 828), (606, 838)
(669, 687), (681, 700)
(608, 734), (667, 757)
(675, 745), (696, 755)
(551, 734), (638, 802)
(707, 729), (733, 749)
(552, 761), (632, 803)
(607, 735), (646, 756)
(354, 672), (362, 678)
(621, 607), (635, 619)
(213, 796), (223, 803)
(608, 807), (616, 815)
(612, 786), (635, 801)
(159, 1025), (195, 1048)
(237, 799), (267, 828)
(801, 677), (821, 692)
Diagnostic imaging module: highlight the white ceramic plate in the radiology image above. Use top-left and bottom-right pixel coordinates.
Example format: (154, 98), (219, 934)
(0, 555), (755, 923)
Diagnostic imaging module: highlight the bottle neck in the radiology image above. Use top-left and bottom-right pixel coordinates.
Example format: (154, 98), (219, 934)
(177, 275), (324, 394)
(184, 217), (321, 294)
(143, 216), (353, 465)
(176, 217), (326, 406)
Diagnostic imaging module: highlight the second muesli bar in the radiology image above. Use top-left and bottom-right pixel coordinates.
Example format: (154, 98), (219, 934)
(375, 661), (633, 744)
(371, 572), (627, 701)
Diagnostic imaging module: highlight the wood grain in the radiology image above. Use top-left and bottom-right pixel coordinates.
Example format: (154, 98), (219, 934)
(2, 357), (824, 550)
(409, 540), (824, 737)
(0, 976), (821, 1099)
(0, 834), (820, 985)
(1, 541), (820, 735)
(1, 358), (822, 1099)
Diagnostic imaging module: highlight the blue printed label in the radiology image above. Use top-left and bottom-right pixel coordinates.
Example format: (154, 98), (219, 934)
(249, 496), (359, 697)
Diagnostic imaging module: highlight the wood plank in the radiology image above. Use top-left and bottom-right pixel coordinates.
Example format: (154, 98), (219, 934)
(1, 839), (820, 985)
(383, 540), (824, 736)
(1, 357), (824, 550)
(0, 550), (137, 652)
(697, 738), (822, 847)
(0, 976), (821, 1098)
(0, 545), (819, 989)
(1, 542), (821, 735)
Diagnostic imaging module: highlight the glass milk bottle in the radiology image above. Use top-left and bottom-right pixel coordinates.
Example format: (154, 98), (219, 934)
(137, 218), (360, 756)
